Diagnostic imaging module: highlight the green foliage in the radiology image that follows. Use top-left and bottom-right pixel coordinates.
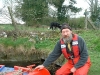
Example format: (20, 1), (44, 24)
(0, 24), (100, 74)
(35, 37), (59, 50)
(14, 0), (82, 26)
(77, 30), (100, 52)
(90, 4), (100, 21)
(0, 38), (14, 46)
(35, 39), (55, 50)
(15, 0), (48, 26)
(0, 37), (33, 48)
(0, 24), (14, 31)
(50, 0), (82, 23)
(91, 36), (100, 51)
(68, 17), (85, 29)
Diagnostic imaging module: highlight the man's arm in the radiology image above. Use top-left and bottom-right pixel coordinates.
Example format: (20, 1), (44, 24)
(43, 41), (62, 67)
(74, 36), (88, 69)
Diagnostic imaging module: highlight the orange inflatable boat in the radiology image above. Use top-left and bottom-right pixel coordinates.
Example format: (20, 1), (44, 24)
(0, 64), (51, 75)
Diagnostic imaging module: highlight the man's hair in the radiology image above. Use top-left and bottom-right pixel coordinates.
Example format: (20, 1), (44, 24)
(61, 23), (72, 32)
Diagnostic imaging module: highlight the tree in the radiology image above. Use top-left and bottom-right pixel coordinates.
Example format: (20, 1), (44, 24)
(48, 0), (82, 23)
(86, 0), (100, 21)
(15, 0), (48, 26)
(15, 0), (82, 26)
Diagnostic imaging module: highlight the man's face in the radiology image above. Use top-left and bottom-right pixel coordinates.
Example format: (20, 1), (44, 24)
(61, 28), (72, 39)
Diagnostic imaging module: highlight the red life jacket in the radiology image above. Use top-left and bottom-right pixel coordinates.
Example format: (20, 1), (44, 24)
(60, 34), (79, 61)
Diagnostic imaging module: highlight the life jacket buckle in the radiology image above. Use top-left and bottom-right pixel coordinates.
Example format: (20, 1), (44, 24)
(69, 55), (74, 59)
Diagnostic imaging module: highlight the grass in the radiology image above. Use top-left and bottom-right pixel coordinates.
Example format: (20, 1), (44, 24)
(0, 24), (100, 75)
(0, 37), (34, 49)
(35, 29), (100, 75)
(0, 24), (49, 32)
(77, 30), (100, 75)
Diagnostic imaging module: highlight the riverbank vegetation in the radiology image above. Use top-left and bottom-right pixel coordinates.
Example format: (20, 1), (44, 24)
(0, 24), (100, 75)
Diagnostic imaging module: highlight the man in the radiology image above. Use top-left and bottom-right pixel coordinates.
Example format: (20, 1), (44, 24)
(35, 23), (91, 75)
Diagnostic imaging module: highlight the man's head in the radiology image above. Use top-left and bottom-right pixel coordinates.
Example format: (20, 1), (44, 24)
(61, 23), (72, 43)
(61, 23), (72, 32)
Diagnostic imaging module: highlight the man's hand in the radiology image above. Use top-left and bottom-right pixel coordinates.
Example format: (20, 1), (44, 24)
(70, 67), (76, 73)
(35, 65), (45, 70)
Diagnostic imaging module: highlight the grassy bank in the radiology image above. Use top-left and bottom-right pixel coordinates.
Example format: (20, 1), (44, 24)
(0, 24), (100, 75)
(77, 30), (100, 75)
(35, 30), (100, 75)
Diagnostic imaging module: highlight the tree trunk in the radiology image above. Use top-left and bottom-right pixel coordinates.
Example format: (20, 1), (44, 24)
(8, 6), (18, 39)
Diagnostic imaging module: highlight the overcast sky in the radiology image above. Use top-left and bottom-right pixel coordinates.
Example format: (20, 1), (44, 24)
(0, 0), (89, 24)
(64, 0), (89, 17)
(74, 0), (89, 17)
(0, 0), (3, 8)
(0, 0), (90, 15)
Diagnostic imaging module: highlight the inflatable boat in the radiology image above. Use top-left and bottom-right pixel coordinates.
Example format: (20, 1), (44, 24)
(0, 64), (50, 75)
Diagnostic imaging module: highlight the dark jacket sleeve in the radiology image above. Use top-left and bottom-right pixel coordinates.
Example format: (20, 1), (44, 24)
(74, 36), (89, 69)
(43, 41), (62, 67)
